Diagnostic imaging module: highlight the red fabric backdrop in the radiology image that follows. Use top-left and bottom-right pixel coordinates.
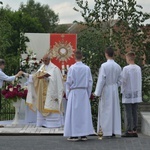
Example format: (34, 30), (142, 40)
(50, 34), (77, 69)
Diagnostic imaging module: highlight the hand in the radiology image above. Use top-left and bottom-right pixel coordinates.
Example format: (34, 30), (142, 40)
(93, 93), (96, 97)
(37, 73), (50, 79)
(93, 93), (100, 98)
(37, 76), (44, 79)
(15, 71), (23, 77)
(23, 72), (29, 77)
(44, 73), (50, 78)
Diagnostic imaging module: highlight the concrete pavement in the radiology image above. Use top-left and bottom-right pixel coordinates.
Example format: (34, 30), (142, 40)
(0, 134), (150, 150)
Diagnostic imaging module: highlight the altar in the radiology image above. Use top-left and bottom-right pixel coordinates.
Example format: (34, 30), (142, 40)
(0, 99), (66, 135)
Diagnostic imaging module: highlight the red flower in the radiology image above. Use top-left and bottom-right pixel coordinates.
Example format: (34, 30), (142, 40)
(17, 92), (24, 98)
(8, 85), (13, 90)
(16, 85), (21, 90)
(90, 93), (95, 100)
(2, 84), (28, 100)
(1, 90), (8, 96)
(5, 91), (16, 99)
(63, 93), (66, 99)
(22, 90), (28, 99)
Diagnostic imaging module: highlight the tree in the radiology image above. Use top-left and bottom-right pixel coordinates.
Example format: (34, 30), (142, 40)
(74, 0), (150, 65)
(19, 0), (59, 33)
(0, 7), (29, 75)
(54, 24), (69, 33)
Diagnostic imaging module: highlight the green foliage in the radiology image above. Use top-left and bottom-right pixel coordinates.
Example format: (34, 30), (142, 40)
(78, 28), (105, 83)
(19, 0), (59, 33)
(54, 24), (68, 33)
(0, 7), (29, 75)
(142, 65), (150, 102)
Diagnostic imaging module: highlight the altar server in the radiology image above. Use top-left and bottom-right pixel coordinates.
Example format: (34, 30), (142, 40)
(94, 47), (122, 137)
(121, 51), (142, 137)
(64, 51), (95, 141)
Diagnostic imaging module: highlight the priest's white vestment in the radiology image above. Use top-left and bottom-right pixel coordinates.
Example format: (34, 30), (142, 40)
(64, 62), (95, 137)
(26, 62), (64, 128)
(94, 59), (122, 136)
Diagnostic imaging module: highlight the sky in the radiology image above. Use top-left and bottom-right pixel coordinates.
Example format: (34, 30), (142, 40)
(1, 0), (150, 24)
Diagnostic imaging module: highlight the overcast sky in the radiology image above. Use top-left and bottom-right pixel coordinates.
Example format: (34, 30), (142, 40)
(1, 0), (150, 24)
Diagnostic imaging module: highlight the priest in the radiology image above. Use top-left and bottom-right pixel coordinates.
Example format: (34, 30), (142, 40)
(25, 53), (64, 128)
(64, 51), (95, 141)
(94, 47), (122, 137)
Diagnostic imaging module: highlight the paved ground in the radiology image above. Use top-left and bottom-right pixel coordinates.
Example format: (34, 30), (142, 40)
(0, 134), (150, 150)
(0, 123), (63, 134)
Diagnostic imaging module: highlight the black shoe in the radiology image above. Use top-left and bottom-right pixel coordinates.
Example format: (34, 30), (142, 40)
(67, 137), (79, 141)
(103, 136), (112, 139)
(112, 134), (116, 137)
(133, 133), (138, 137)
(122, 132), (134, 137)
(80, 136), (87, 141)
(42, 125), (47, 128)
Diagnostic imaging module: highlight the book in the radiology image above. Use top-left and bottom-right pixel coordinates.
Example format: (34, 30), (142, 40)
(37, 71), (50, 79)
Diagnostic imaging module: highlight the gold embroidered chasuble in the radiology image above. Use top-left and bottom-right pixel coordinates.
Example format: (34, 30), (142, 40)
(26, 63), (64, 116)
(33, 66), (49, 116)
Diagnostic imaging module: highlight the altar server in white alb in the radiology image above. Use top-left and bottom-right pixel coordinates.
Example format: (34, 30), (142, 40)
(121, 52), (142, 138)
(25, 53), (64, 128)
(94, 47), (122, 137)
(64, 51), (95, 141)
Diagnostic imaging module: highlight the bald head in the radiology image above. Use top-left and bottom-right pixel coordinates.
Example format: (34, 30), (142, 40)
(42, 53), (50, 65)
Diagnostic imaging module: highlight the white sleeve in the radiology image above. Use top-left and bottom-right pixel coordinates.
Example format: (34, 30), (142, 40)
(0, 71), (15, 82)
(87, 68), (93, 98)
(94, 65), (106, 96)
(121, 67), (127, 94)
(66, 67), (73, 99)
(117, 67), (122, 87)
(28, 75), (33, 83)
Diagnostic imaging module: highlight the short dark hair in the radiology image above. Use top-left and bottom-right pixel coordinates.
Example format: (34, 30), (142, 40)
(126, 51), (135, 60)
(75, 50), (83, 60)
(0, 59), (5, 66)
(105, 47), (114, 57)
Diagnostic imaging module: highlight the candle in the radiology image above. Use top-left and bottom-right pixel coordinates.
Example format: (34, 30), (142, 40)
(66, 65), (69, 70)
(62, 65), (65, 69)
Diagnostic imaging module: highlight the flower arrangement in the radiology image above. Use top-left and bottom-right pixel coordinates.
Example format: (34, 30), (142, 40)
(20, 50), (42, 74)
(1, 84), (28, 102)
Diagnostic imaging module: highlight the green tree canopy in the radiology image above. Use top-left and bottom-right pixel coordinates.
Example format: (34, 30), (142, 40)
(75, 0), (150, 66)
(19, 0), (59, 33)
